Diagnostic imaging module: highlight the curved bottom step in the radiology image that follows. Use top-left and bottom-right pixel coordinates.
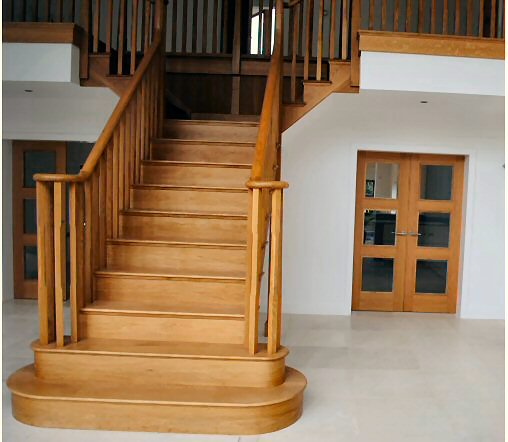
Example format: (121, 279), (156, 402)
(8, 365), (306, 435)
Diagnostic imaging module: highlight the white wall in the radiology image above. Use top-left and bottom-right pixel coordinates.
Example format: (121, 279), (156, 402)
(361, 52), (505, 97)
(282, 90), (504, 319)
(2, 140), (14, 301)
(3, 43), (79, 84)
(3, 83), (118, 142)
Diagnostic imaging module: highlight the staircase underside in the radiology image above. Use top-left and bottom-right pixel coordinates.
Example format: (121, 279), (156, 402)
(7, 118), (306, 435)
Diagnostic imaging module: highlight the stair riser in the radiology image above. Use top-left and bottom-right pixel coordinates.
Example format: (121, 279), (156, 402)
(131, 188), (248, 214)
(106, 243), (246, 274)
(95, 276), (245, 307)
(34, 352), (286, 388)
(11, 392), (304, 434)
(120, 214), (247, 243)
(141, 164), (250, 187)
(151, 142), (255, 164)
(80, 314), (244, 344)
(163, 121), (258, 143)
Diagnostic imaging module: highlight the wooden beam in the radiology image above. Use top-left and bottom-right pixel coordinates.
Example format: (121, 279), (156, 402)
(359, 30), (505, 59)
(3, 22), (83, 45)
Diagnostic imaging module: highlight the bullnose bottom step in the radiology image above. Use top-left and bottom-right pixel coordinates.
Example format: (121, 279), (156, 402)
(8, 365), (306, 435)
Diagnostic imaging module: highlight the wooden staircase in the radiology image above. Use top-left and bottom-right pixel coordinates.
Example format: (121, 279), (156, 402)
(7, 117), (306, 435)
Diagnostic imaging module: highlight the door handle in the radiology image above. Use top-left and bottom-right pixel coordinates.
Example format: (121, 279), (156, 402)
(408, 232), (422, 237)
(392, 231), (407, 236)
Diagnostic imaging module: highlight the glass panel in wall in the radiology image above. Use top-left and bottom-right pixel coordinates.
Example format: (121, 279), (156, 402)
(361, 257), (394, 292)
(365, 162), (399, 199)
(417, 212), (451, 248)
(415, 259), (448, 294)
(23, 246), (38, 280)
(23, 151), (57, 188)
(420, 165), (453, 200)
(363, 210), (397, 245)
(23, 199), (37, 234)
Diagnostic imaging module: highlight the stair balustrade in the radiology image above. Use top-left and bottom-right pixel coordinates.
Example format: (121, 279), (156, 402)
(32, 0), (166, 347)
(245, 0), (287, 355)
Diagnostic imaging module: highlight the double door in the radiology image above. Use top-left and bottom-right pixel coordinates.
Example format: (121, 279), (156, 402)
(352, 151), (464, 313)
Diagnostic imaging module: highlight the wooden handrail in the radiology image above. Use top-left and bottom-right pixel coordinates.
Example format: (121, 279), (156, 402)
(34, 32), (162, 184)
(34, 0), (166, 349)
(245, 0), (285, 356)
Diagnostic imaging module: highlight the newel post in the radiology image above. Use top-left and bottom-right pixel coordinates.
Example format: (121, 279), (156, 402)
(36, 181), (56, 345)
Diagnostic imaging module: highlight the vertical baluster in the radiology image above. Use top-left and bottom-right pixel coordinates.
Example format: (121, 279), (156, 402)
(431, 0), (437, 32)
(394, 0), (400, 31)
(350, 0), (360, 86)
(490, 0), (496, 36)
(303, 0), (314, 80)
(69, 182), (84, 343)
(56, 0), (63, 21)
(264, 0), (274, 55)
(124, 109), (131, 208)
(71, 0), (76, 22)
(131, 0), (139, 74)
(246, 188), (262, 354)
(93, 0), (100, 52)
(418, 0), (424, 31)
(32, 0), (39, 22)
(443, 0), (449, 33)
(267, 187), (285, 354)
(112, 131), (120, 237)
(329, 0), (336, 60)
(369, 0), (375, 28)
(192, 0), (198, 52)
(91, 171), (100, 296)
(118, 0), (126, 74)
(53, 182), (66, 347)
(455, 0), (461, 34)
(140, 79), (146, 165)
(45, 0), (50, 21)
(172, 0), (178, 51)
(291, 5), (298, 102)
(212, 0), (219, 52)
(7, 0), (13, 21)
(105, 0), (113, 52)
(119, 119), (126, 214)
(144, 0), (151, 52)
(341, 0), (349, 59)
(181, 0), (188, 52)
(316, 0), (324, 80)
(106, 145), (113, 238)
(382, 0), (387, 29)
(298, 0), (304, 56)
(247, 0), (253, 54)
(36, 181), (55, 345)
(478, 0), (484, 35)
(466, 0), (473, 34)
(135, 89), (142, 182)
(202, 0), (209, 53)
(98, 157), (107, 267)
(84, 179), (93, 304)
(222, 0), (229, 52)
(406, 0), (413, 31)
(258, 0), (264, 54)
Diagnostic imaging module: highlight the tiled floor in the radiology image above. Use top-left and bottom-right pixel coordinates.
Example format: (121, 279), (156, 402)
(2, 299), (505, 442)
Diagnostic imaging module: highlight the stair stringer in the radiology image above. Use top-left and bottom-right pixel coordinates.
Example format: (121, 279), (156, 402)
(282, 61), (358, 131)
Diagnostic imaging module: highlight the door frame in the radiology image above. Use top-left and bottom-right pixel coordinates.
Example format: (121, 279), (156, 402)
(12, 140), (66, 299)
(351, 150), (465, 313)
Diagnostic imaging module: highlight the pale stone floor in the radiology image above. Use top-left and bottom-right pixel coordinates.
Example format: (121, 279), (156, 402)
(2, 299), (505, 442)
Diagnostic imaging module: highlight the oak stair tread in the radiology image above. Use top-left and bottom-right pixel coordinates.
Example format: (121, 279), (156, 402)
(81, 299), (244, 318)
(132, 183), (248, 192)
(165, 119), (260, 128)
(121, 208), (248, 220)
(95, 268), (246, 282)
(152, 137), (256, 147)
(142, 159), (252, 169)
(8, 365), (305, 407)
(32, 338), (288, 360)
(107, 238), (247, 249)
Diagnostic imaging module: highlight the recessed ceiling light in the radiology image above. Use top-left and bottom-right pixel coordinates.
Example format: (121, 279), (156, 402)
(420, 100), (428, 104)
(24, 89), (33, 93)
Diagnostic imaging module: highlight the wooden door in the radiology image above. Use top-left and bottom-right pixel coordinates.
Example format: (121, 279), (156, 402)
(13, 141), (66, 299)
(352, 151), (465, 313)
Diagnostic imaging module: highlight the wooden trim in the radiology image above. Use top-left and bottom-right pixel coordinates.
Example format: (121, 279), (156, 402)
(359, 31), (505, 59)
(3, 22), (84, 46)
